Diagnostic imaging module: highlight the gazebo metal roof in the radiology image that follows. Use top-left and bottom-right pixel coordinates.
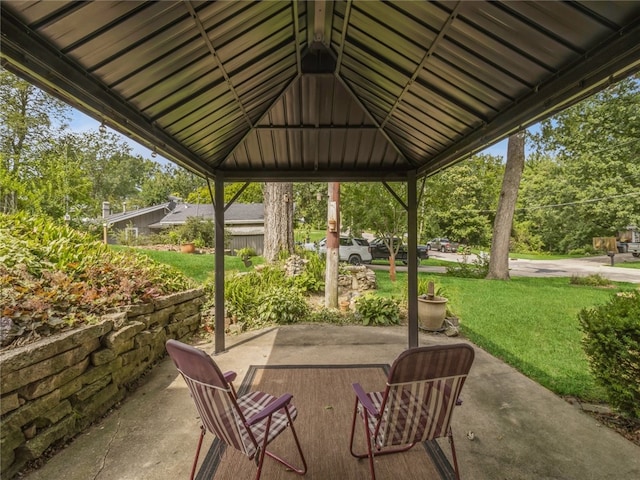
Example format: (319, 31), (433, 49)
(2, 1), (639, 181)
(3, 0), (640, 352)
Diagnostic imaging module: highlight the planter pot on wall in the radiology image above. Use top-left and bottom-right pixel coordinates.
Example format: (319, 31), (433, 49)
(181, 243), (195, 254)
(417, 295), (448, 331)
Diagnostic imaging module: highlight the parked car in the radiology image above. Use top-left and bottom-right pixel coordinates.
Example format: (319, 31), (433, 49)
(369, 238), (429, 263)
(427, 238), (458, 253)
(317, 236), (372, 265)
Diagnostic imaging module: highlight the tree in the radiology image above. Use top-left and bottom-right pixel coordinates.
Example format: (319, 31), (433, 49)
(136, 163), (206, 207)
(342, 182), (407, 281)
(487, 132), (525, 280)
(0, 68), (71, 213)
(420, 154), (503, 245)
(523, 75), (640, 252)
(187, 181), (262, 205)
(27, 136), (93, 221)
(263, 182), (294, 262)
(293, 182), (327, 229)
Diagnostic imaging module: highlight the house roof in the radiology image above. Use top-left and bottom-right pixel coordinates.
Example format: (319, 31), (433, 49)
(2, 1), (639, 182)
(154, 202), (264, 227)
(103, 202), (172, 225)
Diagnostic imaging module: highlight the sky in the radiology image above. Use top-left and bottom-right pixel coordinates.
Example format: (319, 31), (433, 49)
(69, 108), (512, 167)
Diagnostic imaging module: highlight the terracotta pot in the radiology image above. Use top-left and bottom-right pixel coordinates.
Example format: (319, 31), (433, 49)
(181, 243), (196, 254)
(417, 296), (448, 331)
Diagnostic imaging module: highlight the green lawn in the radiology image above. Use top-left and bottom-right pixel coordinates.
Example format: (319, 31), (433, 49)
(115, 247), (263, 283)
(612, 259), (640, 269)
(120, 246), (632, 402)
(377, 271), (635, 401)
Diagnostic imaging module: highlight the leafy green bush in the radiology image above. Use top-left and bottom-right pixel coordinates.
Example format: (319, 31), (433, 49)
(570, 274), (611, 287)
(171, 217), (231, 248)
(236, 247), (257, 258)
(224, 265), (290, 326)
(255, 286), (309, 325)
(308, 307), (356, 324)
(446, 252), (489, 278)
(355, 294), (401, 326)
(578, 290), (640, 418)
(0, 213), (194, 347)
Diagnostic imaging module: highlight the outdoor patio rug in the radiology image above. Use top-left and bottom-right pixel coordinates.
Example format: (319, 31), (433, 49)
(195, 365), (456, 480)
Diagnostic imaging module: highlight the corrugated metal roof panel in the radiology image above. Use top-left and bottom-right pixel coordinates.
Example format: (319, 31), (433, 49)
(1, 0), (638, 180)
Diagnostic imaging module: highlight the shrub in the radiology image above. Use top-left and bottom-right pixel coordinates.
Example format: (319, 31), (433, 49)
(570, 274), (611, 287)
(223, 264), (291, 326)
(446, 251), (489, 278)
(355, 294), (401, 326)
(308, 307), (356, 325)
(236, 247), (257, 258)
(578, 290), (640, 419)
(255, 286), (309, 325)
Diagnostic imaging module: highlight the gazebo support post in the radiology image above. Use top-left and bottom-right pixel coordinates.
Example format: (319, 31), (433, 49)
(214, 175), (226, 354)
(407, 173), (419, 348)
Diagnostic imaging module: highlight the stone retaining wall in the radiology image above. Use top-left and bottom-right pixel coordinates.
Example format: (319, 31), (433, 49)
(0, 288), (205, 478)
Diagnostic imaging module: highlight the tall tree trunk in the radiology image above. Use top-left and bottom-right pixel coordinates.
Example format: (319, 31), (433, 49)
(486, 132), (525, 280)
(263, 182), (294, 262)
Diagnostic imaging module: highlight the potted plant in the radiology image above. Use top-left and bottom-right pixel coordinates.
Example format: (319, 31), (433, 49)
(236, 247), (256, 267)
(417, 280), (448, 331)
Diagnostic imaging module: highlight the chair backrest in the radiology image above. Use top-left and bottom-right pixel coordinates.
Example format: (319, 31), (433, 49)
(376, 344), (475, 447)
(165, 339), (250, 455)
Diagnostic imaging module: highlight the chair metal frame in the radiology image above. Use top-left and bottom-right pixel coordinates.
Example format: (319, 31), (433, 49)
(166, 339), (307, 480)
(349, 344), (475, 480)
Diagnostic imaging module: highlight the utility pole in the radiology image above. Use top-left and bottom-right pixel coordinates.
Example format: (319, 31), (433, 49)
(325, 182), (340, 308)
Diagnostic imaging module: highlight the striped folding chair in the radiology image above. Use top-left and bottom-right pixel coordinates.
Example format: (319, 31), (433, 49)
(349, 344), (475, 480)
(166, 340), (307, 480)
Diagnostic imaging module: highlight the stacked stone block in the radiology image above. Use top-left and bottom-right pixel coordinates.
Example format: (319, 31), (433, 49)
(0, 288), (204, 478)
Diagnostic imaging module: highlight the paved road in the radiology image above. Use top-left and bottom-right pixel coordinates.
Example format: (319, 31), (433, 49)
(369, 251), (640, 284)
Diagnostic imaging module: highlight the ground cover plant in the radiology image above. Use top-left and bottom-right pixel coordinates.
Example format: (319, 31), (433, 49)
(0, 214), (195, 349)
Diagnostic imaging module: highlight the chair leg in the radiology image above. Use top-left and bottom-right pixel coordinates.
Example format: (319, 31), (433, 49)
(348, 398), (378, 480)
(190, 425), (206, 480)
(448, 427), (461, 480)
(255, 407), (307, 480)
(264, 408), (307, 475)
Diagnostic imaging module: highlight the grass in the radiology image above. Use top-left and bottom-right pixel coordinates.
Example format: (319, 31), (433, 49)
(377, 271), (635, 401)
(119, 246), (633, 402)
(612, 259), (640, 269)
(114, 246), (263, 283)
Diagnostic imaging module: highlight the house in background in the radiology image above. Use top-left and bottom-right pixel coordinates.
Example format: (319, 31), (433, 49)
(102, 201), (176, 244)
(151, 203), (265, 255)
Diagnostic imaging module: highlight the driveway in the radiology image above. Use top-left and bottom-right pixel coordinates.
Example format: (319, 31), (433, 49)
(371, 252), (640, 284)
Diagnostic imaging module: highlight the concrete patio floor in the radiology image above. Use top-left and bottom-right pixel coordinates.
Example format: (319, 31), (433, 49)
(22, 324), (640, 480)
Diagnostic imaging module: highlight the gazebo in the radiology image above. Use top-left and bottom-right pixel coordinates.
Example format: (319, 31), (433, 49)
(2, 0), (639, 352)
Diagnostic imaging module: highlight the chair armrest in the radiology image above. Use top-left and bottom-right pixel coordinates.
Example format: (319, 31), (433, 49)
(223, 371), (237, 383)
(352, 383), (379, 417)
(246, 394), (293, 426)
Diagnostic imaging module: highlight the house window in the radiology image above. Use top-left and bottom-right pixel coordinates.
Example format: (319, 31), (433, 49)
(125, 227), (139, 241)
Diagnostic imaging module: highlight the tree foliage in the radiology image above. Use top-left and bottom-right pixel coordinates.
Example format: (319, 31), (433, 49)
(524, 75), (640, 252)
(420, 154), (503, 245)
(0, 68), (71, 213)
